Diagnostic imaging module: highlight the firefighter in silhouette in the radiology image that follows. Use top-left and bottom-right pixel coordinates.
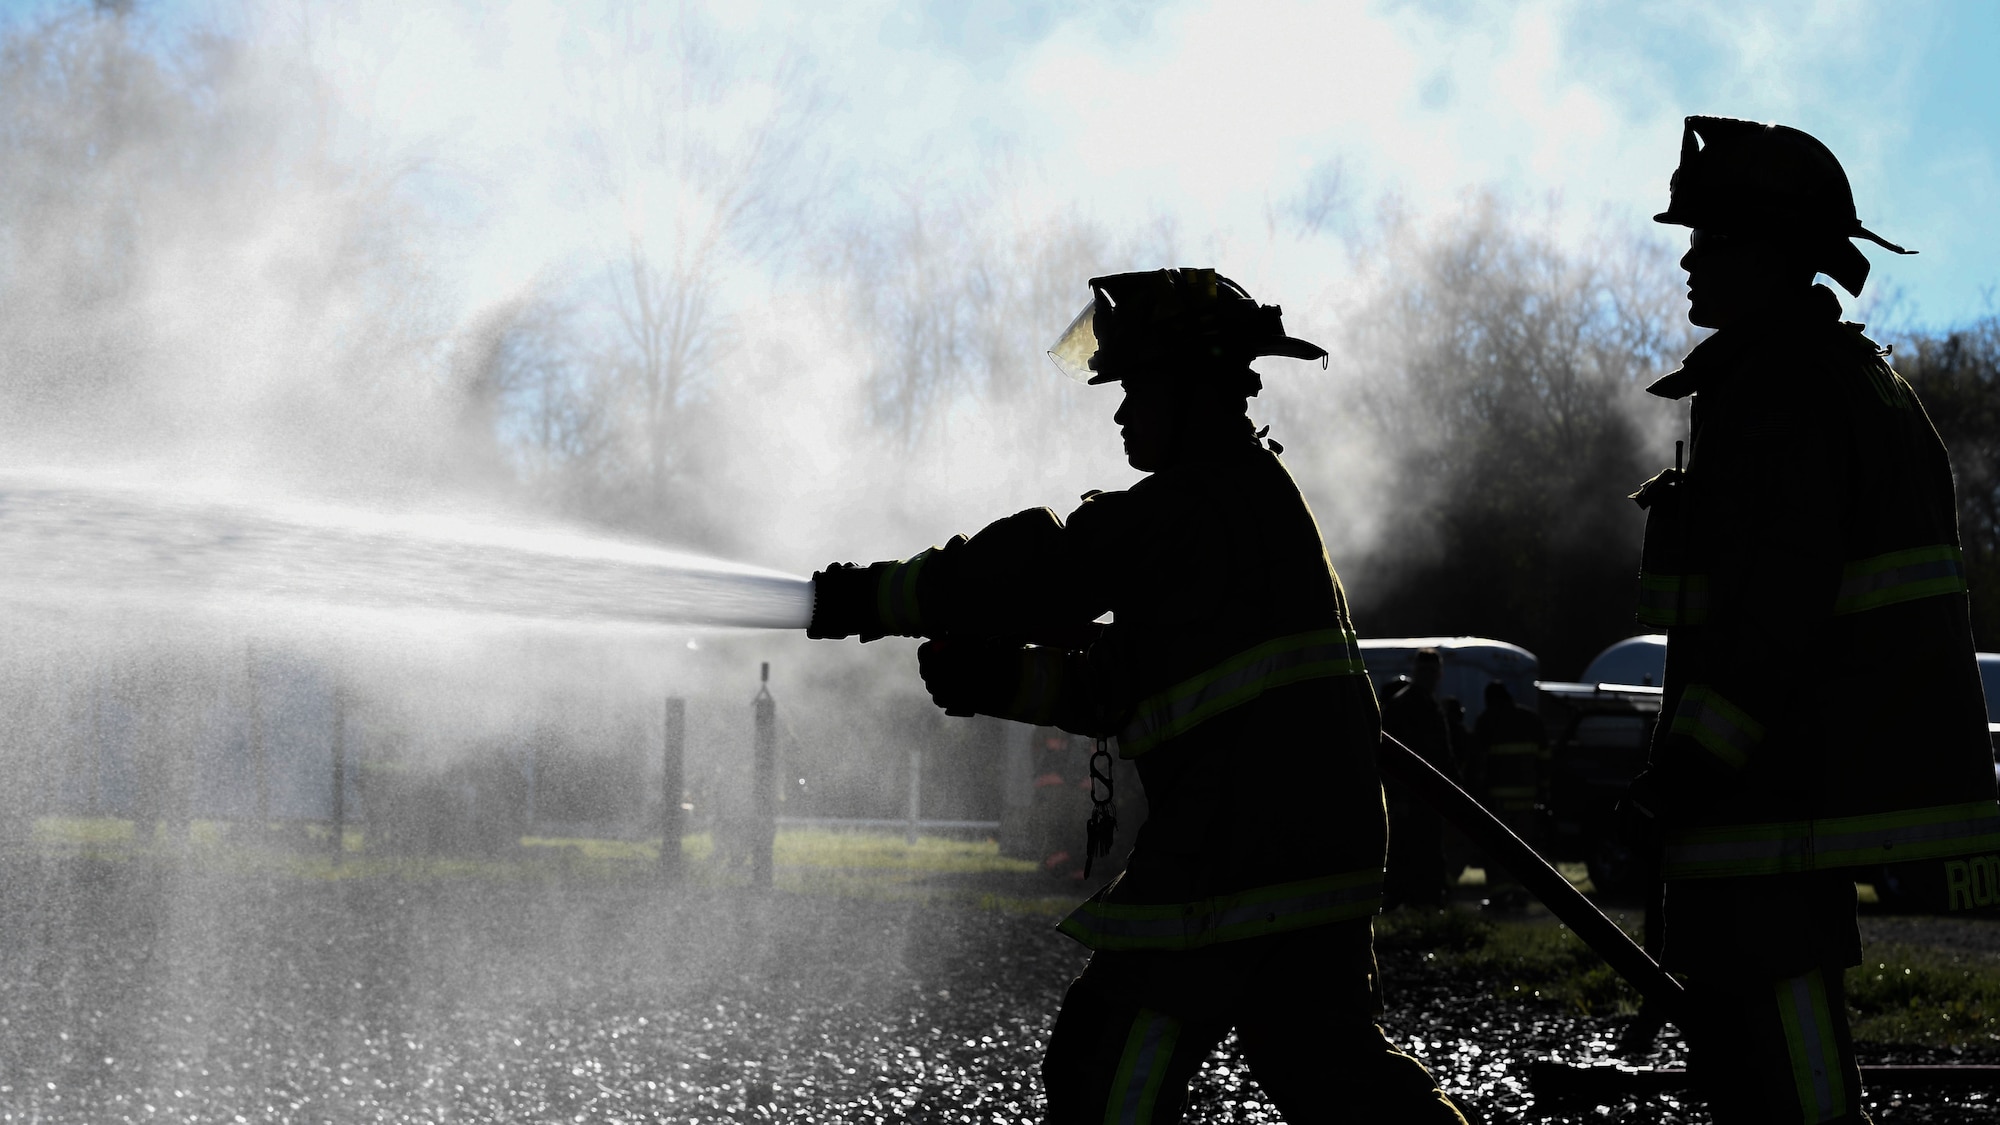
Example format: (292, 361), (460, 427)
(1472, 680), (1545, 843)
(1470, 680), (1545, 906)
(809, 269), (1466, 1123)
(1381, 649), (1456, 907)
(1621, 116), (2000, 1124)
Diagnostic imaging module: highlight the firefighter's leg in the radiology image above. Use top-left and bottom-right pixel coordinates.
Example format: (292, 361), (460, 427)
(1232, 921), (1467, 1124)
(1685, 966), (1870, 1125)
(1236, 1018), (1466, 1124)
(1666, 871), (1868, 1122)
(1041, 973), (1227, 1125)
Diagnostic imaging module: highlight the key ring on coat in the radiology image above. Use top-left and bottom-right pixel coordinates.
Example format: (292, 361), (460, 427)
(1088, 738), (1114, 808)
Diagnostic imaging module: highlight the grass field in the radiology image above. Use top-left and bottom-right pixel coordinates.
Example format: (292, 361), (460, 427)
(1848, 942), (2000, 1047)
(21, 816), (1071, 910)
(1376, 905), (2000, 1048)
(22, 817), (1998, 1050)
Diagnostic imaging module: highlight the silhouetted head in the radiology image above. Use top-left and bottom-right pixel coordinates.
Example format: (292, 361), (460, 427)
(1412, 648), (1442, 694)
(1653, 116), (1915, 327)
(1048, 269), (1326, 471)
(1484, 679), (1512, 710)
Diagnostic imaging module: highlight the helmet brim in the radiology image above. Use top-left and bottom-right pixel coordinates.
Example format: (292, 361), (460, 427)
(1262, 336), (1331, 365)
(1046, 278), (1332, 384)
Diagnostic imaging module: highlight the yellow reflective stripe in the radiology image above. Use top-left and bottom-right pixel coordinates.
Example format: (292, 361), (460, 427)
(1056, 870), (1382, 952)
(1007, 648), (1065, 726)
(874, 549), (931, 635)
(1636, 571), (1709, 627)
(1670, 684), (1762, 769)
(1833, 545), (1967, 615)
(1104, 1009), (1180, 1125)
(1116, 628), (1364, 758)
(1776, 969), (1847, 1122)
(1662, 800), (2000, 879)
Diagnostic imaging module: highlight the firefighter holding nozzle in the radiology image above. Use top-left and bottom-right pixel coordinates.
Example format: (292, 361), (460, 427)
(810, 269), (1467, 1123)
(1622, 117), (2000, 1123)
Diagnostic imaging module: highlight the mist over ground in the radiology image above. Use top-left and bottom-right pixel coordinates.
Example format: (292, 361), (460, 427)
(1, 2), (1998, 1120)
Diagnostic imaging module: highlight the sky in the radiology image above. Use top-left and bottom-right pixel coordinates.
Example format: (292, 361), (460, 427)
(3, 0), (1993, 324)
(823, 0), (2000, 325)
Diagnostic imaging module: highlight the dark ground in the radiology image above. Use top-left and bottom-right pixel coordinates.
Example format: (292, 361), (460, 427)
(0, 857), (1992, 1123)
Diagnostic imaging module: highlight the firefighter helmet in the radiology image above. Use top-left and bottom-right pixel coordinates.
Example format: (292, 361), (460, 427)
(1653, 115), (1915, 297)
(1047, 268), (1328, 387)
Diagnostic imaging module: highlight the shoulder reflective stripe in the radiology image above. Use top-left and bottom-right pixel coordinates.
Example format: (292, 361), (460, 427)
(874, 549), (931, 635)
(1834, 545), (1967, 615)
(1116, 628), (1364, 758)
(1777, 969), (1847, 1122)
(1662, 800), (2000, 879)
(1055, 870), (1382, 952)
(1105, 1009), (1180, 1125)
(1485, 741), (1540, 757)
(1670, 685), (1762, 770)
(1636, 572), (1709, 627)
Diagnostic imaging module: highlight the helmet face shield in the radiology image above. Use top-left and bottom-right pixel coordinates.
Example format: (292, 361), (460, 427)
(1048, 298), (1100, 383)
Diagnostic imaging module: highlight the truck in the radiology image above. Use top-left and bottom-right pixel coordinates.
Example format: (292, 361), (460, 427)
(1357, 637), (1663, 895)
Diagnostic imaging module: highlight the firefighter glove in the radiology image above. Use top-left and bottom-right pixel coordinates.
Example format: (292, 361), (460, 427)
(917, 637), (1024, 718)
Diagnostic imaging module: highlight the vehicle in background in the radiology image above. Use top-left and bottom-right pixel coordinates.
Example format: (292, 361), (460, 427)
(1531, 633), (1669, 893)
(1357, 637), (1539, 729)
(1579, 634), (1666, 688)
(1533, 678), (1663, 895)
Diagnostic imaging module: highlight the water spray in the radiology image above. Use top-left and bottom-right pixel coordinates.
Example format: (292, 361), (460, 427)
(0, 471), (812, 634)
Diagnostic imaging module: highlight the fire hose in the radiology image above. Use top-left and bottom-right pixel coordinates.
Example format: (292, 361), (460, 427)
(1377, 732), (1687, 1017)
(1380, 739), (2000, 1098)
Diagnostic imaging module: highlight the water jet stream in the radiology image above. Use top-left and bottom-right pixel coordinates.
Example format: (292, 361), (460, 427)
(0, 471), (812, 633)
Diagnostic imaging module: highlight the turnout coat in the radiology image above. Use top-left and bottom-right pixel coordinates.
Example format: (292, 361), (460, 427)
(1632, 285), (2000, 893)
(872, 434), (1388, 951)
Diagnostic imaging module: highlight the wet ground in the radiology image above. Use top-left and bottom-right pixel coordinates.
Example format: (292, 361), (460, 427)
(0, 857), (1991, 1123)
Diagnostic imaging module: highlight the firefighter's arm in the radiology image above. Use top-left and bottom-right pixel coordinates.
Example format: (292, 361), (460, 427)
(908, 490), (1138, 733)
(915, 638), (1112, 734)
(1654, 380), (1844, 788)
(807, 506), (1105, 642)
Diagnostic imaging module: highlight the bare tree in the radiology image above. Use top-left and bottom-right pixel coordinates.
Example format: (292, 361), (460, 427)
(566, 4), (827, 528)
(1890, 316), (2000, 648)
(1273, 197), (1693, 676)
(837, 175), (1176, 448)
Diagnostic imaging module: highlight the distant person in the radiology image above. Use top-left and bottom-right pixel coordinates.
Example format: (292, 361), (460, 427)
(809, 269), (1467, 1123)
(1471, 680), (1546, 906)
(1472, 680), (1545, 843)
(1381, 649), (1456, 908)
(1621, 116), (2000, 1124)
(1439, 695), (1472, 770)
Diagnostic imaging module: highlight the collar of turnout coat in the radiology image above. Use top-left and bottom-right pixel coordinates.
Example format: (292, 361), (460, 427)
(1647, 284), (1853, 401)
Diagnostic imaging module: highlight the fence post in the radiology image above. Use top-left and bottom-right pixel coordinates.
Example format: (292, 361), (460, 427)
(330, 686), (346, 863)
(905, 745), (922, 847)
(661, 696), (686, 880)
(752, 664), (776, 888)
(247, 645), (269, 832)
